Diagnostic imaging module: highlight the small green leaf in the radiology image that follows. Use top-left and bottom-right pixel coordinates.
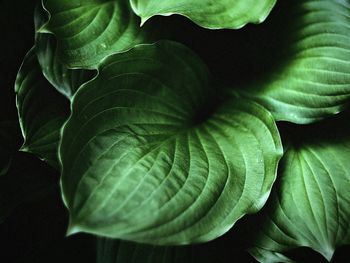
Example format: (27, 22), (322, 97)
(234, 0), (350, 124)
(41, 0), (149, 68)
(249, 115), (350, 262)
(60, 41), (283, 245)
(15, 48), (69, 168)
(130, 0), (276, 29)
(35, 4), (95, 98)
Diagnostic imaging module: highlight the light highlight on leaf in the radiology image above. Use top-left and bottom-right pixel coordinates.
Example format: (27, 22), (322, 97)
(130, 0), (276, 29)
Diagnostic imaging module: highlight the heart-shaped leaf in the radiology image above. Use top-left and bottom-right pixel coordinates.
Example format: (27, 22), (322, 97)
(59, 41), (283, 245)
(249, 115), (350, 262)
(234, 0), (350, 124)
(35, 4), (95, 98)
(15, 48), (69, 168)
(39, 0), (150, 68)
(130, 0), (276, 29)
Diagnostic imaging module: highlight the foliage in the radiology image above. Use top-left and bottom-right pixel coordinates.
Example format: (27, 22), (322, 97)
(2, 0), (350, 262)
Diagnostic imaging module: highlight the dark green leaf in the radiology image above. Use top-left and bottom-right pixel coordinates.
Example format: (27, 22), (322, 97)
(60, 41), (283, 245)
(249, 115), (350, 262)
(130, 0), (276, 29)
(35, 4), (95, 98)
(233, 0), (350, 124)
(15, 48), (69, 168)
(39, 0), (150, 68)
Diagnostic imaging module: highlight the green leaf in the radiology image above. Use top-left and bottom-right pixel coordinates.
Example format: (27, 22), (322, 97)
(15, 48), (69, 168)
(40, 0), (149, 68)
(234, 0), (350, 124)
(249, 247), (296, 263)
(59, 41), (283, 245)
(0, 121), (21, 176)
(249, 115), (350, 262)
(35, 4), (95, 98)
(130, 0), (276, 29)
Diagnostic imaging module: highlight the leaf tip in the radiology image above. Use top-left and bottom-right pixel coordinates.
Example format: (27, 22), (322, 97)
(140, 16), (150, 27)
(19, 145), (29, 152)
(36, 23), (51, 34)
(321, 246), (335, 262)
(66, 222), (81, 237)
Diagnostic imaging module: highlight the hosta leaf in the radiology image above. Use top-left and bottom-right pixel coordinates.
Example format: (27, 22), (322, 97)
(39, 0), (149, 68)
(249, 116), (350, 262)
(235, 0), (350, 124)
(15, 48), (69, 168)
(35, 4), (95, 98)
(130, 0), (276, 29)
(60, 41), (283, 245)
(0, 121), (21, 176)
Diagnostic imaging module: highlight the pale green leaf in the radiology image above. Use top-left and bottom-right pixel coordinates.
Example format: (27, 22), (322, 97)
(235, 0), (350, 124)
(59, 41), (283, 245)
(249, 115), (350, 262)
(15, 48), (69, 168)
(40, 0), (149, 68)
(130, 0), (276, 29)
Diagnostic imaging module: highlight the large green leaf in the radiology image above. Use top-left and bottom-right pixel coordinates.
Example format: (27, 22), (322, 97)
(249, 116), (350, 262)
(15, 48), (69, 168)
(59, 41), (283, 245)
(0, 121), (21, 176)
(130, 0), (276, 29)
(39, 0), (149, 68)
(35, 4), (95, 98)
(233, 0), (350, 124)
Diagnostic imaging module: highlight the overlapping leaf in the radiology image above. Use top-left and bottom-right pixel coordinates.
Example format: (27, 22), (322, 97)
(15, 48), (69, 167)
(249, 116), (350, 262)
(130, 0), (276, 29)
(35, 4), (95, 98)
(234, 0), (350, 124)
(39, 0), (149, 68)
(59, 41), (283, 245)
